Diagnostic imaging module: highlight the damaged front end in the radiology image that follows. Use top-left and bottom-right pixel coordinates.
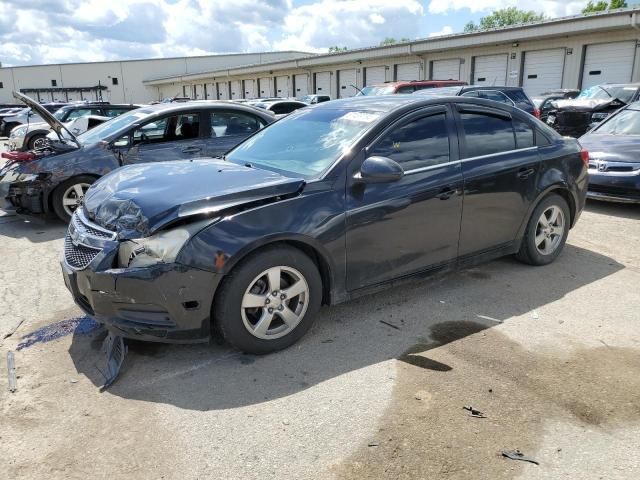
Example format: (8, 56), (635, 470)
(61, 208), (222, 343)
(546, 98), (626, 137)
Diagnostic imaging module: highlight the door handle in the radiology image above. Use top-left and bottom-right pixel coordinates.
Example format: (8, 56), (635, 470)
(182, 146), (201, 153)
(517, 167), (535, 179)
(436, 187), (457, 200)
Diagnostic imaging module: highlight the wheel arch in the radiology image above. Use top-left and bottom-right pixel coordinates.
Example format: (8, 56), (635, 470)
(516, 183), (576, 240)
(46, 173), (101, 214)
(216, 235), (336, 307)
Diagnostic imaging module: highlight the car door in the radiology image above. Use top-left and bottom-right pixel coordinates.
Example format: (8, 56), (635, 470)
(204, 110), (267, 157)
(454, 105), (540, 257)
(118, 111), (206, 164)
(345, 106), (464, 291)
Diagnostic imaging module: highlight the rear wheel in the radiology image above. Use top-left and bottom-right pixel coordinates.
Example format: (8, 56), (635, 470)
(516, 193), (570, 266)
(214, 246), (322, 354)
(51, 176), (96, 223)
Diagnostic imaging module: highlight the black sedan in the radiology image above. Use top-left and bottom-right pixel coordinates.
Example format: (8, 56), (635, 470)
(579, 102), (640, 203)
(0, 93), (274, 222)
(61, 96), (588, 354)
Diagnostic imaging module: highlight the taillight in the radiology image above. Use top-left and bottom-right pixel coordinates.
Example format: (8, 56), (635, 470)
(580, 149), (589, 168)
(534, 108), (541, 119)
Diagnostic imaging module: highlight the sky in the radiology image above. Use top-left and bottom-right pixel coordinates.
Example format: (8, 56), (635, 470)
(0, 1), (602, 67)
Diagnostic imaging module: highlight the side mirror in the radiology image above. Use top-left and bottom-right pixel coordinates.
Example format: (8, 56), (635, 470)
(357, 156), (404, 183)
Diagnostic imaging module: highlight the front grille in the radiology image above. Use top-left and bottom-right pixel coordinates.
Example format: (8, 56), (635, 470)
(72, 211), (115, 239)
(557, 111), (591, 125)
(64, 235), (101, 269)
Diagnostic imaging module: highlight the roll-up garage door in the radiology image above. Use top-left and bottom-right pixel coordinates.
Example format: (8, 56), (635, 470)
(396, 63), (420, 81)
(205, 83), (215, 99)
(275, 76), (289, 97)
(582, 41), (636, 88)
(259, 77), (273, 97)
(432, 59), (461, 80)
(194, 84), (204, 100)
(338, 69), (357, 98)
(365, 66), (386, 85)
(315, 71), (331, 95)
(473, 54), (508, 86)
(216, 82), (228, 100)
(522, 49), (566, 96)
(243, 79), (256, 99)
(294, 74), (309, 97)
(230, 80), (242, 99)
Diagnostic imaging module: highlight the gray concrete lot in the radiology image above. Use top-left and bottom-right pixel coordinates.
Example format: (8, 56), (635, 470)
(0, 161), (639, 478)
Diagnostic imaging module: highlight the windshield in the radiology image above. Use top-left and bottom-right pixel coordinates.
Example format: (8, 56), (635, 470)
(577, 85), (637, 103)
(225, 108), (380, 178)
(77, 109), (152, 145)
(594, 108), (640, 135)
(53, 108), (70, 120)
(357, 86), (394, 96)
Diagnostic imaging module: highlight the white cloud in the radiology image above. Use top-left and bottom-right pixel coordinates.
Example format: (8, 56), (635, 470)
(428, 0), (587, 16)
(429, 26), (454, 37)
(273, 0), (424, 51)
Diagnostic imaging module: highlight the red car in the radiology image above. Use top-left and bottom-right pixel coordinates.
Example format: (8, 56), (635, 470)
(358, 80), (467, 96)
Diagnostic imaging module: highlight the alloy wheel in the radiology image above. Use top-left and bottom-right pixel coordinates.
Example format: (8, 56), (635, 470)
(62, 183), (91, 217)
(241, 266), (310, 340)
(535, 205), (565, 256)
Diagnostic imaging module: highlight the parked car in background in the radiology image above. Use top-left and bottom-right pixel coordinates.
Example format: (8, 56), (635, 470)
(0, 93), (274, 222)
(298, 94), (331, 104)
(358, 80), (467, 96)
(579, 101), (640, 204)
(532, 89), (580, 122)
(60, 95), (587, 354)
(0, 108), (43, 137)
(251, 99), (307, 118)
(414, 85), (539, 117)
(546, 83), (640, 137)
(8, 102), (140, 151)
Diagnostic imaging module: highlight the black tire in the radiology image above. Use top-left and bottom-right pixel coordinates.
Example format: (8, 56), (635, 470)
(51, 175), (96, 223)
(516, 193), (570, 266)
(214, 245), (322, 354)
(27, 133), (47, 150)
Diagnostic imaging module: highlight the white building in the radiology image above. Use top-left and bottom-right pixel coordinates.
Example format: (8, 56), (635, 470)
(2, 8), (640, 105)
(0, 51), (312, 104)
(146, 8), (640, 99)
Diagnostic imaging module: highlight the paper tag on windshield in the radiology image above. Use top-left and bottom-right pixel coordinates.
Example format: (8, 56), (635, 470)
(341, 112), (380, 123)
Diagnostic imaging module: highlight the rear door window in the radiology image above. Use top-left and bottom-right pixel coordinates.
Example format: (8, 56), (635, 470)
(396, 85), (415, 94)
(210, 111), (266, 137)
(459, 110), (516, 157)
(513, 119), (534, 148)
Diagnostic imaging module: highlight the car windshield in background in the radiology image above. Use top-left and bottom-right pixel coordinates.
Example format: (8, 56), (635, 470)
(595, 108), (640, 135)
(225, 108), (380, 178)
(413, 86), (462, 97)
(77, 109), (152, 145)
(357, 86), (395, 96)
(577, 85), (636, 103)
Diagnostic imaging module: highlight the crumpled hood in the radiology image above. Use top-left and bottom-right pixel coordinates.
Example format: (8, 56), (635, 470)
(83, 158), (305, 239)
(551, 98), (621, 112)
(578, 133), (640, 163)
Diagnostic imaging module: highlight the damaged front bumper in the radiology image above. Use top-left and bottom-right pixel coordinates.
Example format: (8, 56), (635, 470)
(60, 211), (222, 343)
(0, 167), (48, 214)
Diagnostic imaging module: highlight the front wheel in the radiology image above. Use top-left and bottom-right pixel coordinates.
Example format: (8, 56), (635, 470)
(28, 134), (47, 150)
(214, 246), (322, 354)
(516, 193), (570, 266)
(51, 176), (96, 223)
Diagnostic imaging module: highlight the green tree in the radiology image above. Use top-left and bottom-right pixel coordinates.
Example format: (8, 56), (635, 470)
(328, 46), (348, 53)
(380, 37), (397, 46)
(464, 7), (546, 32)
(582, 0), (628, 13)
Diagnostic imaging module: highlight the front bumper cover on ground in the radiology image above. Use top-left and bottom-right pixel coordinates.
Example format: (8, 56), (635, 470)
(62, 260), (222, 343)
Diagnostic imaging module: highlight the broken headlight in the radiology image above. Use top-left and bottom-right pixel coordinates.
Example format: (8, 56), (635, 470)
(591, 112), (609, 122)
(117, 218), (217, 268)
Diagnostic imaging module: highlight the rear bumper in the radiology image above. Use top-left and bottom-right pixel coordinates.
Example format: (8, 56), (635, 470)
(61, 260), (222, 343)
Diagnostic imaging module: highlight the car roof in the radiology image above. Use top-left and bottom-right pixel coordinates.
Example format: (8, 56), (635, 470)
(130, 100), (274, 118)
(311, 94), (531, 115)
(369, 80), (465, 87)
(596, 83), (640, 88)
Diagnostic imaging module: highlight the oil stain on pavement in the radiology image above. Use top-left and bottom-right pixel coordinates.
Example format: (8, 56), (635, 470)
(333, 321), (640, 479)
(16, 316), (101, 350)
